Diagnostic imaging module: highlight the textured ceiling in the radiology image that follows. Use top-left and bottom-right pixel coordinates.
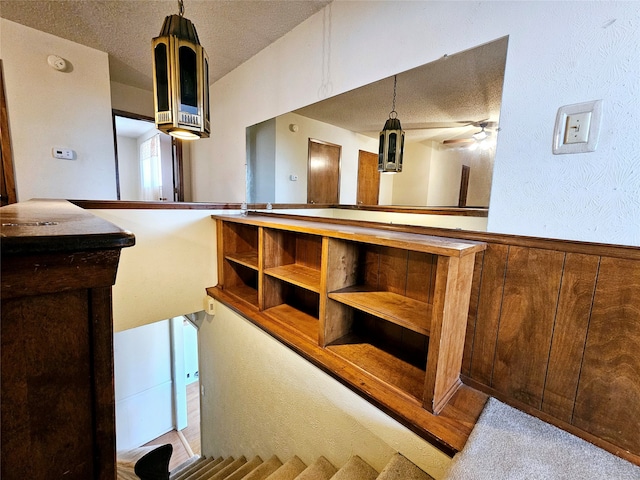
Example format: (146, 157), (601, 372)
(0, 0), (331, 90)
(293, 36), (509, 143)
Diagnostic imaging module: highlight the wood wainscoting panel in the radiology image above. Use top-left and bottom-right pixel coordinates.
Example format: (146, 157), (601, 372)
(541, 253), (599, 422)
(573, 257), (640, 454)
(492, 246), (565, 409)
(468, 244), (509, 385)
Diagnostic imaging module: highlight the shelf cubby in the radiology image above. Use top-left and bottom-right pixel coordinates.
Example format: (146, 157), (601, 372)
(263, 228), (322, 293)
(223, 260), (259, 308)
(263, 276), (319, 342)
(211, 213), (485, 416)
(327, 311), (428, 401)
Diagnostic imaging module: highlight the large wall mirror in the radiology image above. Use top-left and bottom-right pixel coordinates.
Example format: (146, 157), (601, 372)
(246, 36), (508, 208)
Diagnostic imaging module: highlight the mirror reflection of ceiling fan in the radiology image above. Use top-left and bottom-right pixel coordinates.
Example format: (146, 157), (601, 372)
(440, 120), (499, 147)
(400, 119), (499, 147)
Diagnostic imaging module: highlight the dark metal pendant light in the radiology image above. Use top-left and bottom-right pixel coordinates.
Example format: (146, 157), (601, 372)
(378, 75), (405, 173)
(152, 0), (210, 140)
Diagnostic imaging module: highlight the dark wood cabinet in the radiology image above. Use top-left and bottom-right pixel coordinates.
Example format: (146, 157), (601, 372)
(1, 199), (134, 480)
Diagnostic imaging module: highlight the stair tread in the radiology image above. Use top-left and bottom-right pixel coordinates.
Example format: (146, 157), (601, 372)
(225, 456), (264, 480)
(330, 456), (378, 480)
(295, 456), (337, 480)
(265, 456), (307, 480)
(210, 456), (247, 479)
(172, 457), (221, 480)
(170, 456), (203, 479)
(241, 456), (284, 480)
(191, 457), (235, 480)
(376, 454), (434, 480)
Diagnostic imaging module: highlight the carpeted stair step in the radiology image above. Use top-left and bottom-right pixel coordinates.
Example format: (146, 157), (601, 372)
(376, 454), (433, 480)
(190, 457), (235, 480)
(224, 456), (264, 480)
(264, 456), (307, 480)
(330, 456), (378, 480)
(209, 456), (247, 479)
(170, 456), (203, 479)
(241, 455), (284, 480)
(172, 457), (222, 480)
(294, 456), (337, 480)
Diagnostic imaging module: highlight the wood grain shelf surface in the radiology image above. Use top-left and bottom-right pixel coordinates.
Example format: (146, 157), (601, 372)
(327, 333), (426, 401)
(264, 263), (321, 293)
(212, 213), (485, 257)
(225, 251), (259, 270)
(263, 303), (318, 342)
(328, 286), (431, 336)
(207, 285), (488, 455)
(226, 284), (259, 308)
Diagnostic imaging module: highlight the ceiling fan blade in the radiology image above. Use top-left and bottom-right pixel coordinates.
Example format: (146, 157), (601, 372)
(442, 138), (475, 145)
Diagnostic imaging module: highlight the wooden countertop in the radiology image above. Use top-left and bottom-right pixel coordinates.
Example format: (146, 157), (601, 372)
(1, 199), (135, 255)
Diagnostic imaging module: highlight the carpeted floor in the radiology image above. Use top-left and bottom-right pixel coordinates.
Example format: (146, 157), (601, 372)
(445, 398), (640, 480)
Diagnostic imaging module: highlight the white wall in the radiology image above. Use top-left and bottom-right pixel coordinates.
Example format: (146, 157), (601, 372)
(428, 148), (463, 207)
(392, 141), (432, 206)
(0, 19), (117, 201)
(114, 319), (174, 451)
(273, 112), (378, 204)
(116, 135), (139, 200)
(192, 1), (640, 247)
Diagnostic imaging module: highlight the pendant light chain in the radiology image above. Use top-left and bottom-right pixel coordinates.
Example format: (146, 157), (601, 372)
(178, 0), (184, 16)
(390, 75), (398, 119)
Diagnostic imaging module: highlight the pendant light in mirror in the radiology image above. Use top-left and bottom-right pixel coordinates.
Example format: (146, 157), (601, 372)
(378, 75), (405, 173)
(152, 0), (210, 140)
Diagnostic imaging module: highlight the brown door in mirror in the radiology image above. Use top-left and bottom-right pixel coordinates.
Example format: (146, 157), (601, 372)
(458, 164), (470, 207)
(307, 139), (341, 204)
(356, 150), (380, 205)
(0, 60), (17, 206)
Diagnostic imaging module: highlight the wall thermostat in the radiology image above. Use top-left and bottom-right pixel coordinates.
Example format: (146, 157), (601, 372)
(52, 147), (75, 160)
(47, 55), (67, 71)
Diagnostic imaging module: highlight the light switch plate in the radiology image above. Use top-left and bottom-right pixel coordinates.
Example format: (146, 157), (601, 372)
(553, 100), (602, 154)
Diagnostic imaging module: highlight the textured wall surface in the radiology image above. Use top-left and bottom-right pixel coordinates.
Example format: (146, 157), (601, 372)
(193, 1), (640, 246)
(200, 302), (453, 479)
(487, 3), (640, 246)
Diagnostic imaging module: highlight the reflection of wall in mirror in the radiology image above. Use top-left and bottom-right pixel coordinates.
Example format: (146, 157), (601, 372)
(248, 110), (493, 206)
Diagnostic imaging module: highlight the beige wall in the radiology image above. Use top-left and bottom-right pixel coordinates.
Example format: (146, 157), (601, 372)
(200, 301), (453, 479)
(110, 81), (155, 118)
(89, 208), (221, 333)
(0, 19), (117, 201)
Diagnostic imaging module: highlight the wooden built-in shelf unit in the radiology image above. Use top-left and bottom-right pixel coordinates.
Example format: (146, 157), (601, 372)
(209, 213), (487, 452)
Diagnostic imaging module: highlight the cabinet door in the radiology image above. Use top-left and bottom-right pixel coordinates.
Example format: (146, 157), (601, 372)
(2, 290), (96, 479)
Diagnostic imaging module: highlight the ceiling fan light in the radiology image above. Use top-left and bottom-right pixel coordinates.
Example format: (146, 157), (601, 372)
(152, 2), (210, 139)
(472, 128), (488, 141)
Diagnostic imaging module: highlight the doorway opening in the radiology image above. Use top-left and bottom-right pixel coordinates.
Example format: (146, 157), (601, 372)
(114, 315), (200, 471)
(112, 110), (191, 202)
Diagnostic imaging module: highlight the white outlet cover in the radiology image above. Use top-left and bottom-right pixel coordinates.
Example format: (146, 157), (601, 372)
(552, 100), (603, 155)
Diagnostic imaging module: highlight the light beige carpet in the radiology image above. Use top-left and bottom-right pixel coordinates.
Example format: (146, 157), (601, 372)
(446, 398), (640, 480)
